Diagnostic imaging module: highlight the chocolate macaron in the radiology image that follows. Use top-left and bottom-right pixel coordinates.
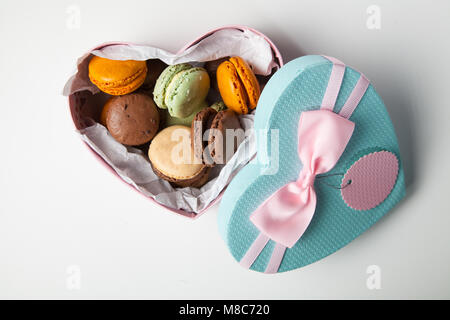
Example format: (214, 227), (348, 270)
(138, 59), (168, 96)
(191, 107), (243, 166)
(209, 109), (243, 165)
(205, 57), (229, 91)
(191, 107), (218, 166)
(104, 93), (160, 146)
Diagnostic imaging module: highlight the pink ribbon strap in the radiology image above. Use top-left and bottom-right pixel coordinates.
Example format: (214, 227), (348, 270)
(239, 233), (270, 269)
(250, 110), (355, 248)
(339, 74), (369, 119)
(321, 56), (346, 110)
(265, 243), (286, 273)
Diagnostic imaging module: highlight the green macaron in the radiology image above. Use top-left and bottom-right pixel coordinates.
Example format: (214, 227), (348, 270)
(165, 100), (208, 127)
(153, 63), (210, 118)
(153, 63), (191, 109)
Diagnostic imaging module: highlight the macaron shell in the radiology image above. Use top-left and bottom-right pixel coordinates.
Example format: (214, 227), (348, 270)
(184, 166), (211, 188)
(229, 56), (261, 109)
(89, 56), (147, 94)
(209, 109), (243, 164)
(205, 57), (230, 91)
(165, 100), (208, 127)
(153, 164), (211, 188)
(191, 107), (218, 166)
(153, 63), (192, 109)
(149, 125), (205, 180)
(216, 61), (249, 114)
(138, 59), (168, 95)
(98, 69), (147, 95)
(105, 93), (159, 146)
(165, 68), (210, 118)
(100, 98), (113, 126)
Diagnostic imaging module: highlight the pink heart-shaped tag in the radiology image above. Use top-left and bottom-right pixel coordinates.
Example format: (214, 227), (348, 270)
(341, 151), (399, 211)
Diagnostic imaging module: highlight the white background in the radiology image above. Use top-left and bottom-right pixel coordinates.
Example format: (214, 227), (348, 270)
(1, 0), (449, 299)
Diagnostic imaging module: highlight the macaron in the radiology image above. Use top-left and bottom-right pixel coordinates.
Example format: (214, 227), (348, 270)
(153, 63), (210, 118)
(100, 100), (111, 126)
(148, 125), (210, 188)
(104, 93), (159, 146)
(209, 109), (243, 164)
(205, 57), (229, 91)
(165, 101), (208, 127)
(216, 56), (261, 114)
(138, 59), (168, 96)
(191, 108), (243, 166)
(210, 101), (226, 112)
(191, 107), (218, 166)
(88, 56), (147, 96)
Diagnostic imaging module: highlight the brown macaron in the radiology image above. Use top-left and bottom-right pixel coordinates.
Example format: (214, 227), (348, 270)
(190, 107), (243, 166)
(138, 59), (168, 96)
(152, 164), (211, 188)
(191, 107), (218, 166)
(209, 109), (243, 165)
(105, 93), (160, 146)
(205, 58), (229, 86)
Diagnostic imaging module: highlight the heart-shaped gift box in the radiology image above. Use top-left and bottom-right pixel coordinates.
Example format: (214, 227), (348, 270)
(63, 26), (284, 218)
(218, 55), (406, 273)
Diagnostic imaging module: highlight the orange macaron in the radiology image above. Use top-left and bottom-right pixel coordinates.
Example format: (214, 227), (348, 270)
(88, 56), (147, 96)
(216, 56), (261, 114)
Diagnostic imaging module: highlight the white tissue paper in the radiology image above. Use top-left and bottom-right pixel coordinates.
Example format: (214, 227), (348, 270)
(63, 28), (279, 214)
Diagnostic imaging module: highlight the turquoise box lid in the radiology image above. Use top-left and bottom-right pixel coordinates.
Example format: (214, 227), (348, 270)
(218, 55), (405, 273)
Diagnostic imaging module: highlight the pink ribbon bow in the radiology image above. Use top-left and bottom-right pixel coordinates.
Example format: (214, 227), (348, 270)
(250, 109), (355, 248)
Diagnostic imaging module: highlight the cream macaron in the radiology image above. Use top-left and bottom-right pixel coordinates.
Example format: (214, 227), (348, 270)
(148, 125), (210, 188)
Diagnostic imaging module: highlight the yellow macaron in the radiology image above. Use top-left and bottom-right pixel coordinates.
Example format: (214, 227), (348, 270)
(216, 56), (261, 114)
(88, 56), (147, 95)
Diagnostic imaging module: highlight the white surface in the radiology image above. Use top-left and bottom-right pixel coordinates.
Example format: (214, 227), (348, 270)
(0, 0), (449, 299)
